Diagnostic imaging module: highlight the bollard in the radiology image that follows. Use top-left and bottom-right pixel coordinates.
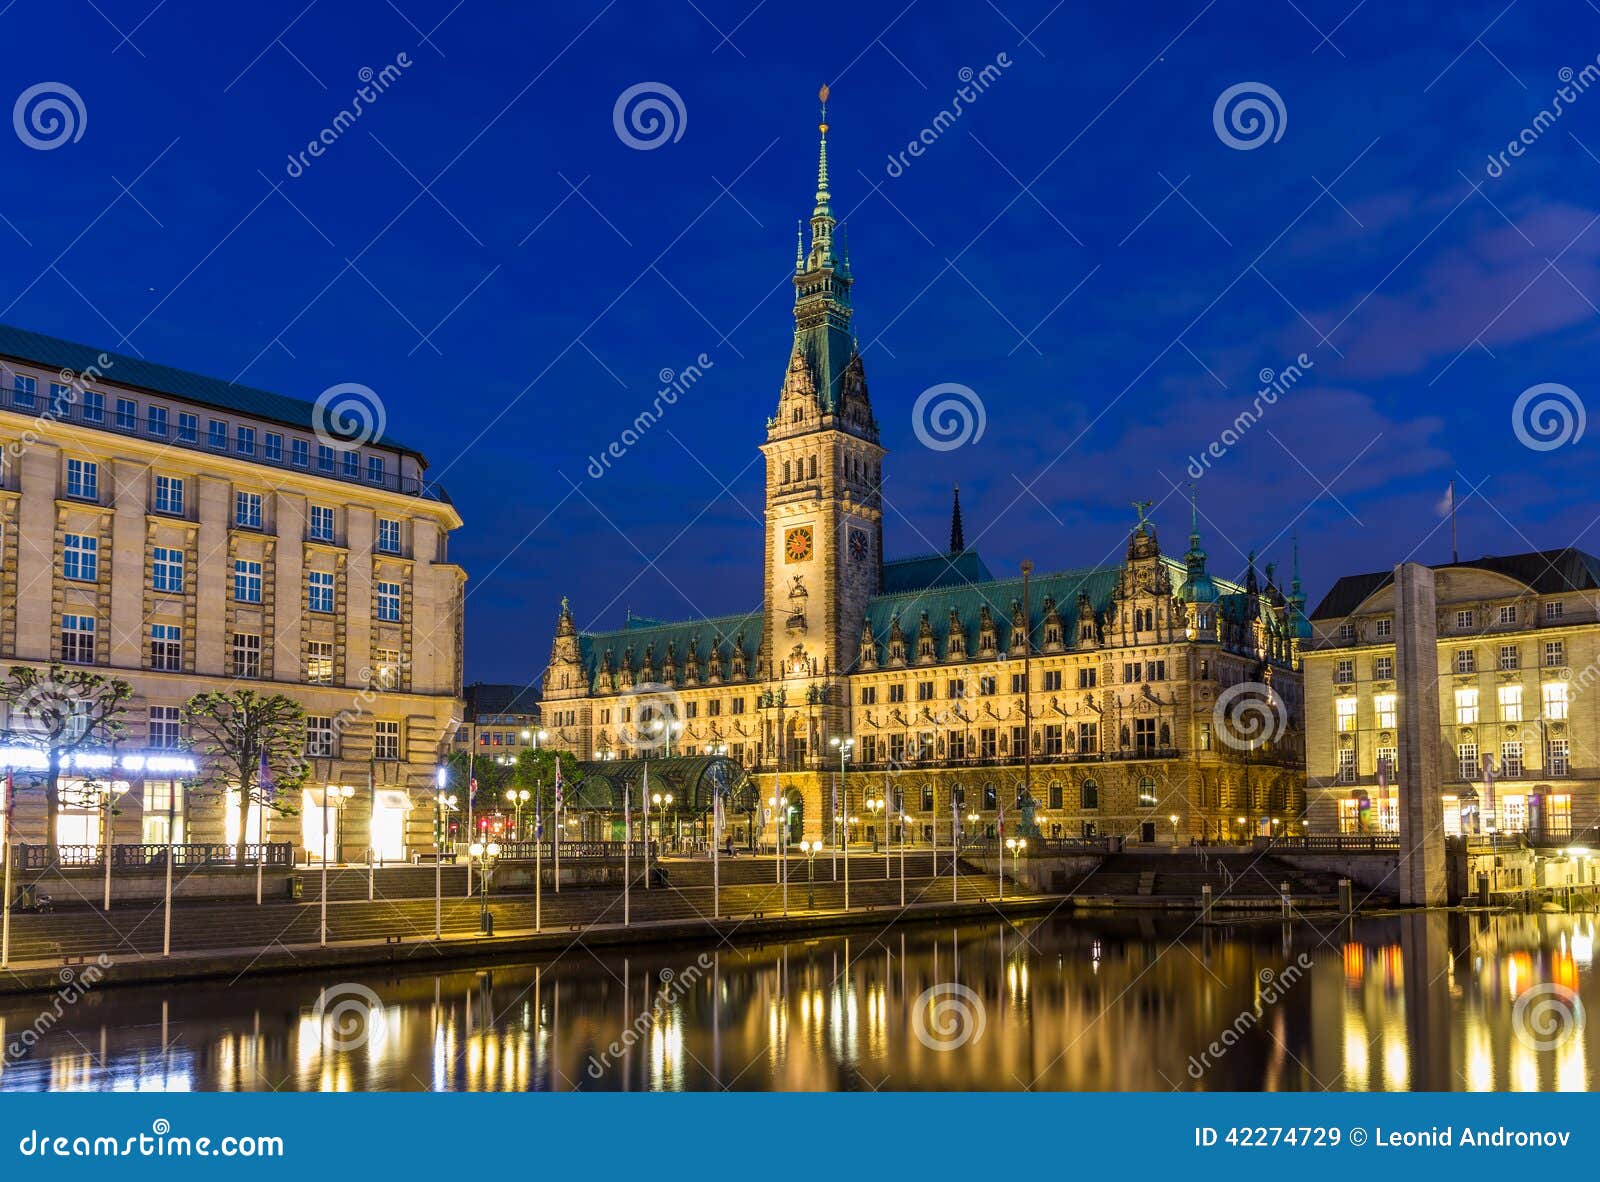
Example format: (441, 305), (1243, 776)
(1338, 877), (1353, 916)
(1280, 882), (1292, 919)
(1201, 883), (1212, 921)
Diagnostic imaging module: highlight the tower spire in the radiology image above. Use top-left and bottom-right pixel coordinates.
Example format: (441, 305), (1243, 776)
(789, 85), (855, 414)
(949, 484), (965, 554)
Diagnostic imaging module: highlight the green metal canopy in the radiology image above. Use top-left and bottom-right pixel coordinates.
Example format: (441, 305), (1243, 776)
(570, 756), (757, 815)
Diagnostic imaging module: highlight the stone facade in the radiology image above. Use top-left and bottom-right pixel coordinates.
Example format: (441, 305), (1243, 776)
(541, 99), (1306, 846)
(1304, 549), (1600, 842)
(0, 327), (465, 859)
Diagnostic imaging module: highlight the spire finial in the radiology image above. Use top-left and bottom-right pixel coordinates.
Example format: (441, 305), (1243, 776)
(949, 484), (965, 555)
(795, 219), (804, 270)
(814, 84), (833, 220)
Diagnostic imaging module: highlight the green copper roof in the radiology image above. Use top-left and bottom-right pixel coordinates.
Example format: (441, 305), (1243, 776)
(0, 321), (425, 460)
(577, 609), (764, 686)
(881, 549), (994, 594)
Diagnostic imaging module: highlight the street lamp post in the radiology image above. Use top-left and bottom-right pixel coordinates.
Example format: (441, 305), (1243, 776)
(468, 840), (501, 935)
(799, 839), (820, 909)
(434, 768), (456, 940)
(866, 793), (883, 856)
(1169, 812), (1180, 847)
(506, 788), (530, 840)
(829, 737), (854, 910)
(1005, 836), (1027, 885)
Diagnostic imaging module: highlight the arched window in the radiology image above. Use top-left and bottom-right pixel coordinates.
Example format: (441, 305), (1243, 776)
(1159, 722), (1171, 748)
(1138, 776), (1157, 806)
(783, 460), (791, 483)
(808, 455), (817, 479)
(983, 782), (997, 809)
(1080, 778), (1099, 810)
(1048, 781), (1063, 809)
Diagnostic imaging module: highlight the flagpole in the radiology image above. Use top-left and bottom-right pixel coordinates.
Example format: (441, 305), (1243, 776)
(163, 782), (174, 957)
(319, 791), (328, 947)
(367, 763), (375, 900)
(465, 770), (475, 899)
(554, 763), (562, 893)
(2, 770), (12, 969)
(1450, 478), (1458, 564)
(952, 799), (958, 904)
(642, 765), (651, 891)
(623, 781), (631, 926)
(535, 775), (543, 932)
(712, 790), (721, 920)
(998, 799), (1004, 901)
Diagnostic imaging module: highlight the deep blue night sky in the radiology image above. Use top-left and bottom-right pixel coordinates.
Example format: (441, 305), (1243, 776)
(3, 1), (1598, 681)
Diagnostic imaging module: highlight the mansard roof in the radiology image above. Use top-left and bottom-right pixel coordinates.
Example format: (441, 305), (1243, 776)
(1309, 548), (1600, 620)
(0, 321), (426, 459)
(576, 608), (764, 684)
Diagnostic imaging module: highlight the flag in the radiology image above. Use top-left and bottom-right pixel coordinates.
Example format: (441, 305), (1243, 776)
(997, 797), (1005, 842)
(714, 790), (726, 843)
(553, 761), (564, 813)
(257, 748), (274, 803)
(535, 780), (544, 840)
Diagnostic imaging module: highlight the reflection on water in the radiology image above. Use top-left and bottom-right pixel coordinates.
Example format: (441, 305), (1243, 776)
(0, 911), (1593, 1092)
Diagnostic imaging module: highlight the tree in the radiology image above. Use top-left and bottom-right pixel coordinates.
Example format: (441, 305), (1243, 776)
(182, 690), (309, 865)
(0, 664), (132, 855)
(513, 747), (580, 835)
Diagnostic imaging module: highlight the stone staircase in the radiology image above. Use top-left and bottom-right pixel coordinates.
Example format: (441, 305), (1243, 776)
(1073, 850), (1382, 908)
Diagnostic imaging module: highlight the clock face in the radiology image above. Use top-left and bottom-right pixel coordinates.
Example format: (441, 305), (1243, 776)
(848, 527), (869, 562)
(784, 526), (814, 563)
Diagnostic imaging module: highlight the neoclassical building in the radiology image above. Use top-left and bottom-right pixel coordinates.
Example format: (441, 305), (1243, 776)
(543, 98), (1306, 845)
(1304, 550), (1600, 840)
(0, 323), (465, 861)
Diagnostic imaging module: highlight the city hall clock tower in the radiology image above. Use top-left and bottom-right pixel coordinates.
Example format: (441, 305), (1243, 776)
(760, 87), (883, 758)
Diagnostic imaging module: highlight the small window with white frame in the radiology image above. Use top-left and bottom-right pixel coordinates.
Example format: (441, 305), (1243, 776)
(373, 720), (400, 761)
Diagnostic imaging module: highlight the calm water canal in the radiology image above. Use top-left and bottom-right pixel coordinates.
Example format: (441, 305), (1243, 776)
(0, 911), (1592, 1091)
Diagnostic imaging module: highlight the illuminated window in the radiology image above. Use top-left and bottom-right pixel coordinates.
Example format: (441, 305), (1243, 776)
(1454, 687), (1478, 725)
(1335, 697), (1357, 732)
(1336, 749), (1355, 783)
(1497, 684), (1522, 722)
(1543, 681), (1569, 720)
(305, 642), (334, 685)
(1455, 649), (1476, 674)
(1373, 694), (1396, 729)
(1457, 743), (1478, 781)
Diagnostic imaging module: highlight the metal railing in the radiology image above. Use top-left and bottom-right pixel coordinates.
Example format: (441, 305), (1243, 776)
(488, 840), (646, 861)
(957, 836), (1112, 856)
(15, 842), (295, 870)
(1252, 834), (1398, 852)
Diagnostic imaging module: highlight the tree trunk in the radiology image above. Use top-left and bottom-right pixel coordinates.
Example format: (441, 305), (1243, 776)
(235, 767), (253, 868)
(45, 761), (60, 860)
